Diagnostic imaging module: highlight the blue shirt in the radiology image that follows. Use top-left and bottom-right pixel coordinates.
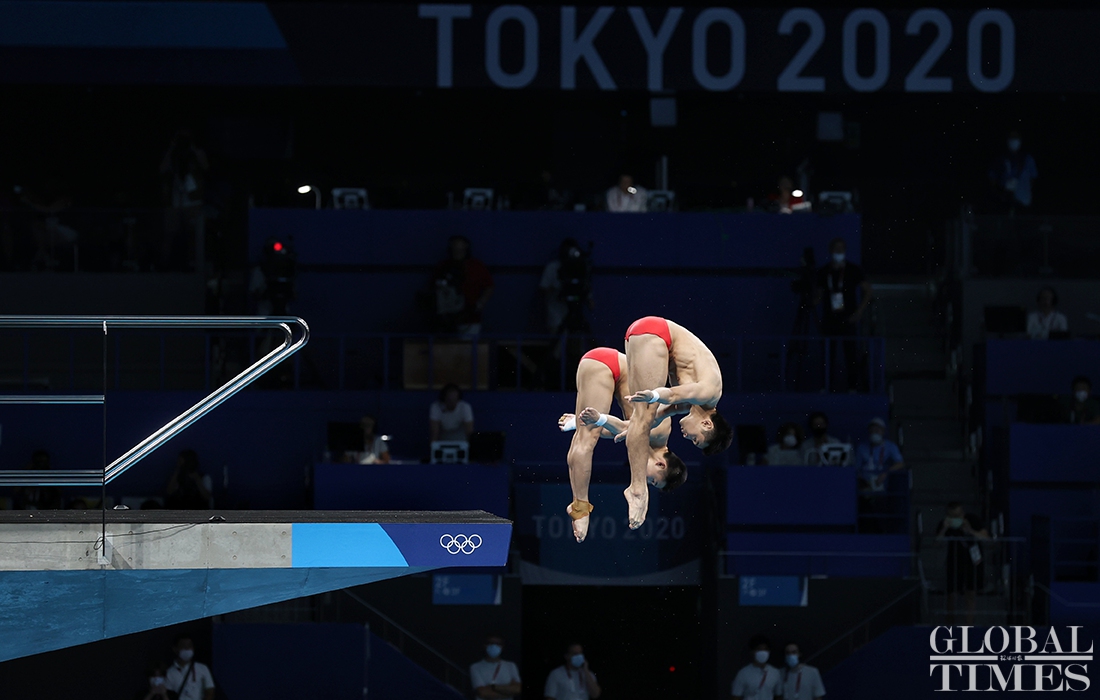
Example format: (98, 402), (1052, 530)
(991, 153), (1038, 207)
(855, 439), (903, 481)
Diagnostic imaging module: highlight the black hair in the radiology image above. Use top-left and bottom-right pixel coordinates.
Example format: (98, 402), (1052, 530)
(702, 410), (733, 456)
(449, 235), (471, 255)
(660, 450), (687, 492)
(808, 411), (829, 428)
(945, 501), (963, 512)
(829, 237), (846, 251)
(1072, 375), (1092, 389)
(439, 383), (462, 402)
(173, 633), (193, 647)
(564, 641), (583, 653)
(748, 634), (771, 651)
(178, 449), (199, 472)
(1037, 286), (1058, 306)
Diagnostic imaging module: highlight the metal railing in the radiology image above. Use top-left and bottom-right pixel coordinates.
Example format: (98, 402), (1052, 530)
(0, 316), (308, 487)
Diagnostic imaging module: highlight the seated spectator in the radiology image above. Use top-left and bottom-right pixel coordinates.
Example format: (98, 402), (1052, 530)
(1026, 286), (1068, 340)
(352, 415), (390, 464)
(165, 449), (213, 510)
(12, 449), (62, 510)
(430, 383), (475, 443)
(605, 174), (647, 213)
(430, 235), (494, 337)
(854, 417), (905, 491)
(731, 634), (781, 700)
(165, 634), (216, 700)
(1061, 375), (1100, 425)
(766, 176), (809, 214)
(800, 412), (850, 465)
(470, 634), (521, 700)
(764, 422), (805, 465)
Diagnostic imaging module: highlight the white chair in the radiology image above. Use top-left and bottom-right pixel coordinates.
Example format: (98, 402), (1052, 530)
(647, 190), (676, 212)
(431, 440), (469, 464)
(332, 188), (369, 210)
(818, 191), (854, 213)
(463, 189), (494, 210)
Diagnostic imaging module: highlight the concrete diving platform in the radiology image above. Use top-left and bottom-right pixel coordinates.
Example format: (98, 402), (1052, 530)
(0, 509), (511, 661)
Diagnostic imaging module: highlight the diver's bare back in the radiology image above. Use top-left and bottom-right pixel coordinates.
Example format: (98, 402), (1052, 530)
(665, 320), (722, 407)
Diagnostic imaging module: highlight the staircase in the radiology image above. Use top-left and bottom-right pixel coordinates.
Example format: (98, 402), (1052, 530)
(872, 279), (1007, 624)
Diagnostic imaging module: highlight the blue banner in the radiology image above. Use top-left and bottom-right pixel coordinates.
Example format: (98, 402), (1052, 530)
(738, 575), (808, 607)
(513, 481), (705, 585)
(432, 573), (502, 605)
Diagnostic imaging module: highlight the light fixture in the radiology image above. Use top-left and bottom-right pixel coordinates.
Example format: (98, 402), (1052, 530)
(627, 186), (637, 195)
(792, 189), (804, 198)
(297, 184), (320, 209)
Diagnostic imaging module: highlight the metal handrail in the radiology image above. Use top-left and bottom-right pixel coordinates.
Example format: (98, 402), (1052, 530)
(0, 316), (309, 487)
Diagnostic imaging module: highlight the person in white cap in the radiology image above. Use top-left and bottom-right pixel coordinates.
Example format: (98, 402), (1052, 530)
(853, 417), (905, 492)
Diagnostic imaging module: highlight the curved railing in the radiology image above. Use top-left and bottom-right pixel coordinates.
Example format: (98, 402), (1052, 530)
(0, 316), (309, 487)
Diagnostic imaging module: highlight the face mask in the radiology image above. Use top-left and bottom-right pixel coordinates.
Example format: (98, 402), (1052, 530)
(754, 650), (770, 665)
(1075, 390), (1090, 403)
(570, 654), (585, 668)
(832, 253), (845, 264)
(486, 644), (502, 659)
(786, 655), (800, 668)
(869, 432), (883, 445)
(178, 649), (194, 662)
(150, 677), (166, 687)
(947, 517), (964, 529)
(782, 434), (798, 448)
(1007, 138), (1021, 152)
(812, 426), (827, 438)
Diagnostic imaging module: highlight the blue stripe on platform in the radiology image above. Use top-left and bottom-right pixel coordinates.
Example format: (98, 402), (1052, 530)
(291, 523), (409, 568)
(0, 1), (287, 49)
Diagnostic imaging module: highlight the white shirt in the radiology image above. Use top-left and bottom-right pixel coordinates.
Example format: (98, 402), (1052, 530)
(429, 400), (474, 441)
(355, 435), (389, 463)
(540, 260), (568, 333)
(779, 665), (825, 700)
(166, 660), (214, 700)
(731, 663), (781, 699)
(470, 658), (521, 694)
(544, 664), (594, 700)
(606, 186), (647, 213)
(1026, 310), (1068, 340)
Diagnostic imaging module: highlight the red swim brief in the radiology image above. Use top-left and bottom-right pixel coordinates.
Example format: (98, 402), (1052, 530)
(624, 316), (672, 350)
(581, 347), (622, 384)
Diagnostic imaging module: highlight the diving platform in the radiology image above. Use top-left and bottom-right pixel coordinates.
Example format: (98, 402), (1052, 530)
(0, 509), (511, 662)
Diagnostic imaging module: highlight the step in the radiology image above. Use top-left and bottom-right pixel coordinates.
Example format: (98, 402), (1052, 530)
(885, 337), (948, 374)
(898, 418), (965, 452)
(890, 379), (959, 419)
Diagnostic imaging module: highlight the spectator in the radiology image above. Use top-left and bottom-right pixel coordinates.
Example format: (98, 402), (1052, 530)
(936, 502), (990, 625)
(471, 634), (522, 700)
(989, 129), (1038, 213)
(815, 237), (872, 392)
(352, 415), (391, 464)
(165, 449), (212, 510)
(779, 643), (825, 700)
(138, 662), (169, 700)
(540, 238), (593, 334)
(165, 635), (215, 700)
(800, 412), (849, 465)
(18, 181), (78, 271)
(430, 383), (475, 443)
(1061, 375), (1100, 425)
(544, 642), (601, 700)
(159, 128), (209, 270)
(854, 417), (905, 491)
(605, 174), (647, 213)
(731, 634), (781, 700)
(766, 176), (809, 214)
(764, 422), (805, 465)
(1026, 286), (1068, 340)
(431, 235), (494, 337)
(12, 450), (62, 510)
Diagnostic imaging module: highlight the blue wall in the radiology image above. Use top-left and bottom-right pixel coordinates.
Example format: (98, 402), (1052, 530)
(250, 209), (861, 336)
(0, 390), (886, 508)
(983, 339), (1100, 395)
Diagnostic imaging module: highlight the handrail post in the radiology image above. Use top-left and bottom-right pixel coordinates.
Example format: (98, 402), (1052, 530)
(338, 335), (346, 390)
(427, 335), (435, 390)
(779, 338), (787, 391)
(382, 335), (390, 391)
(736, 337), (743, 391)
(22, 332), (28, 391)
(824, 337), (831, 393)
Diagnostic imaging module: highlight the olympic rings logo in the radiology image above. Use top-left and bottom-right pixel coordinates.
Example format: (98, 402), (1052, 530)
(439, 534), (483, 555)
